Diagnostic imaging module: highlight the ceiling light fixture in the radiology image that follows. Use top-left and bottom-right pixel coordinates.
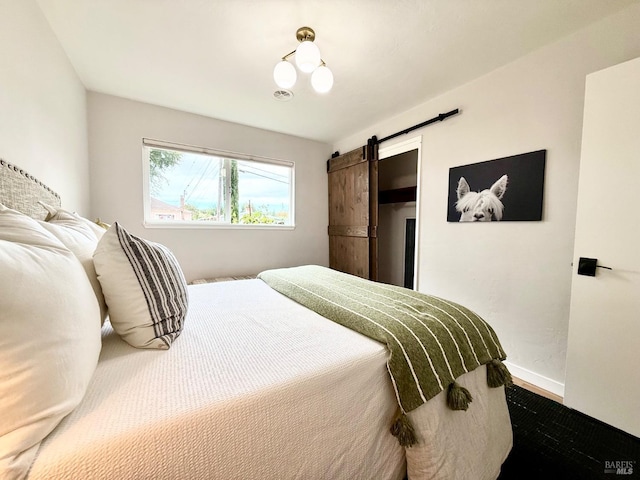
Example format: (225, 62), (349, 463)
(273, 26), (333, 94)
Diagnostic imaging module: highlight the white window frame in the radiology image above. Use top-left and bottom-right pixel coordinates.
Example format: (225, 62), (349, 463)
(142, 138), (295, 229)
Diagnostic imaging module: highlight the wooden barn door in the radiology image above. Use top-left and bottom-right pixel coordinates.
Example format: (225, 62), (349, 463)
(327, 140), (378, 280)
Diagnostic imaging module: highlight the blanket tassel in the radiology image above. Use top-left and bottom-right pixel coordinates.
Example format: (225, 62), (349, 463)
(486, 359), (513, 388)
(447, 382), (473, 411)
(390, 411), (417, 447)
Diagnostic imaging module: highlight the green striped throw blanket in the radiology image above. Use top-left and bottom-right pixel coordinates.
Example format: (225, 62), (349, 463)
(258, 265), (511, 446)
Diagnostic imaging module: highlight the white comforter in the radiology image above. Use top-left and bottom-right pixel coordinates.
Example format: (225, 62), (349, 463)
(27, 279), (511, 479)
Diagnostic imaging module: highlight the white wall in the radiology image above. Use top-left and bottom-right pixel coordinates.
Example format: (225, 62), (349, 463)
(0, 0), (89, 213)
(333, 4), (640, 395)
(88, 93), (331, 282)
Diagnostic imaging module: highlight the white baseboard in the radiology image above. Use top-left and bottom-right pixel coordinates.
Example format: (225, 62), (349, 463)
(503, 361), (565, 398)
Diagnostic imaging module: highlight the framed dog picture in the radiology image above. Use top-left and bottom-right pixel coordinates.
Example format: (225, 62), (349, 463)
(447, 150), (546, 222)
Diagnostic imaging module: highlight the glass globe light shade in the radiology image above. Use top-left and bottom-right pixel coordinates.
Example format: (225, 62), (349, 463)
(273, 60), (297, 89)
(295, 41), (321, 73)
(311, 65), (334, 93)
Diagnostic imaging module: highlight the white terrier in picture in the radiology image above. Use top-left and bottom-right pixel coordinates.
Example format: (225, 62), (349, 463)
(455, 175), (508, 222)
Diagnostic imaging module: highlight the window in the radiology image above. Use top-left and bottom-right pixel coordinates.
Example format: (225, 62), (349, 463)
(142, 139), (294, 228)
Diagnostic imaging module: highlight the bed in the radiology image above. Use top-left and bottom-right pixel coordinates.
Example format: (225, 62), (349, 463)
(0, 159), (512, 480)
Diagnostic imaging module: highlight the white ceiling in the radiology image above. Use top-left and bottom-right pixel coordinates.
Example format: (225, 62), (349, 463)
(37, 0), (638, 144)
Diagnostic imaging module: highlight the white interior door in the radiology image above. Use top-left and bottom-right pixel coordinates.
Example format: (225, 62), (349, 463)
(564, 56), (640, 437)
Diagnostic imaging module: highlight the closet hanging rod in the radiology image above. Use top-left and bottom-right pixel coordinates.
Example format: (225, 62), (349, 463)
(373, 108), (460, 145)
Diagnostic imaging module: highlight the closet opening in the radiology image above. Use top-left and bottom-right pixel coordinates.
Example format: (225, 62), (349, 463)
(377, 142), (420, 289)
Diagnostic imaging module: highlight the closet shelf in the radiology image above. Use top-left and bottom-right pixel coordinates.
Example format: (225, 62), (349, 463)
(379, 186), (417, 204)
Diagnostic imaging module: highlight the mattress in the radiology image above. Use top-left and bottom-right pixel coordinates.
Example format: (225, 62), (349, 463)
(27, 278), (512, 480)
(27, 279), (405, 480)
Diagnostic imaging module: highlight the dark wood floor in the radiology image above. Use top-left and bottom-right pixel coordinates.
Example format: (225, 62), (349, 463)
(498, 385), (639, 479)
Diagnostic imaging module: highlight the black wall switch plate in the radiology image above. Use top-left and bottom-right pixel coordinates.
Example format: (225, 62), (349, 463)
(577, 257), (598, 276)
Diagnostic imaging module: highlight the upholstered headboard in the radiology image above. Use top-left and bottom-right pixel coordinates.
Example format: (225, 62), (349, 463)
(0, 159), (61, 219)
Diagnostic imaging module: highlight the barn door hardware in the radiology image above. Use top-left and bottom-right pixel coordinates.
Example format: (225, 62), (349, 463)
(374, 109), (460, 145)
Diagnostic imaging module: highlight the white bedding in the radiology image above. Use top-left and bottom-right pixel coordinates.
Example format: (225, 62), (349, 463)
(27, 279), (511, 480)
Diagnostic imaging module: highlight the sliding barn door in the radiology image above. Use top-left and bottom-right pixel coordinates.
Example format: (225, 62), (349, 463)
(327, 141), (378, 280)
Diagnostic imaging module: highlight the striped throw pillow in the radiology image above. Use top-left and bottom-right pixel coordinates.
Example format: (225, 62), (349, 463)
(94, 222), (188, 349)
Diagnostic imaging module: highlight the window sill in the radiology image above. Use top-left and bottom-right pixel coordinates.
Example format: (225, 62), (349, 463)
(143, 221), (295, 230)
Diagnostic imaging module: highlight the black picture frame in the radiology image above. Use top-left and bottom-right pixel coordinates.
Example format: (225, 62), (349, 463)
(447, 150), (546, 222)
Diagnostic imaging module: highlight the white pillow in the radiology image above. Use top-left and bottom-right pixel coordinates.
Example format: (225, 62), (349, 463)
(39, 202), (107, 239)
(93, 222), (188, 349)
(0, 205), (101, 480)
(38, 204), (108, 325)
